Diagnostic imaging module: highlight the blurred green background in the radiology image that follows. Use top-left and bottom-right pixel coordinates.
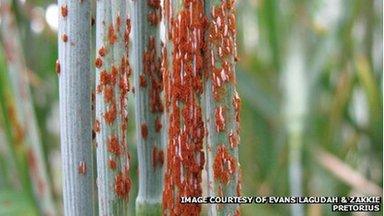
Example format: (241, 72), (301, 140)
(0, 0), (382, 215)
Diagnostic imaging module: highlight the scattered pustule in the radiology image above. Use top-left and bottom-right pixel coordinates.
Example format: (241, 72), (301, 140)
(114, 171), (131, 199)
(98, 46), (106, 57)
(213, 145), (236, 184)
(62, 34), (68, 42)
(108, 157), (117, 170)
(55, 60), (61, 75)
(139, 74), (147, 87)
(141, 123), (148, 139)
(108, 25), (117, 44)
(103, 85), (114, 103)
(78, 161), (87, 175)
(152, 146), (164, 168)
(104, 104), (117, 124)
(95, 57), (103, 68)
(155, 117), (162, 132)
(215, 106), (226, 132)
(107, 135), (121, 155)
(61, 4), (68, 17)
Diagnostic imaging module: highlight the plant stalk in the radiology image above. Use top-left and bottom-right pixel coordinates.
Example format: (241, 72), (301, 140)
(204, 1), (242, 215)
(95, 0), (132, 214)
(0, 1), (56, 214)
(132, 1), (164, 215)
(58, 0), (94, 214)
(162, 1), (206, 215)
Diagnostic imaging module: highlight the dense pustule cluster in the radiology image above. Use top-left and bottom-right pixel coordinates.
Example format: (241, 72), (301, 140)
(162, 0), (206, 215)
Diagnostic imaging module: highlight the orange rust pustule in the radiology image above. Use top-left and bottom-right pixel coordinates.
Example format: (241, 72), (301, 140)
(108, 25), (117, 45)
(114, 171), (131, 199)
(141, 123), (148, 139)
(104, 104), (117, 124)
(155, 117), (162, 132)
(162, 1), (206, 215)
(139, 74), (147, 87)
(98, 46), (106, 57)
(78, 161), (87, 175)
(213, 145), (237, 184)
(214, 106), (225, 132)
(143, 36), (164, 113)
(62, 34), (68, 42)
(95, 57), (103, 68)
(107, 135), (121, 155)
(233, 90), (241, 123)
(108, 158), (117, 170)
(61, 4), (68, 17)
(55, 59), (61, 75)
(147, 0), (162, 26)
(152, 146), (164, 169)
(103, 85), (114, 104)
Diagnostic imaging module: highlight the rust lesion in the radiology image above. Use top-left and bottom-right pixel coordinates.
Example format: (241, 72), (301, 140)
(114, 171), (131, 199)
(213, 145), (237, 184)
(78, 161), (87, 175)
(60, 4), (68, 17)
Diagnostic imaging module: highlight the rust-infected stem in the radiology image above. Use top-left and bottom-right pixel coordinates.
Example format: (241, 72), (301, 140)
(132, 1), (164, 215)
(95, 0), (132, 214)
(204, 1), (242, 215)
(58, 0), (95, 214)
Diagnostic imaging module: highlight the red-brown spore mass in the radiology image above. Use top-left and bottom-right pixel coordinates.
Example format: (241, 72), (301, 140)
(155, 117), (162, 132)
(108, 25), (117, 44)
(107, 135), (121, 155)
(114, 171), (131, 199)
(215, 106), (225, 132)
(108, 158), (117, 170)
(61, 4), (68, 17)
(141, 123), (148, 139)
(213, 145), (236, 184)
(99, 46), (106, 57)
(152, 146), (164, 168)
(104, 104), (117, 124)
(62, 34), (68, 42)
(78, 161), (87, 175)
(95, 57), (103, 68)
